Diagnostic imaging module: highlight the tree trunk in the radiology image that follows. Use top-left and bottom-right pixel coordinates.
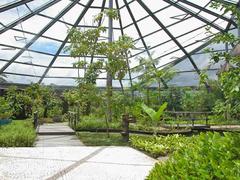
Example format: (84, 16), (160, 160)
(107, 73), (112, 122)
(119, 79), (125, 95)
(158, 80), (161, 104)
(146, 87), (150, 106)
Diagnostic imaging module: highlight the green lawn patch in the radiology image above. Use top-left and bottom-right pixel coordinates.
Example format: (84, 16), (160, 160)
(0, 119), (36, 147)
(77, 132), (129, 146)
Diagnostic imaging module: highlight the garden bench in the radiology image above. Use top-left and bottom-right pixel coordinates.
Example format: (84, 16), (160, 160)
(166, 111), (212, 128)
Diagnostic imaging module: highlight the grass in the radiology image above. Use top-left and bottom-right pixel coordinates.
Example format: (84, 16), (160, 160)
(77, 132), (129, 146)
(0, 119), (36, 147)
(76, 116), (121, 131)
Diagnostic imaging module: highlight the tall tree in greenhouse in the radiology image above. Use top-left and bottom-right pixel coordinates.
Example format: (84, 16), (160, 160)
(66, 9), (134, 121)
(133, 57), (176, 104)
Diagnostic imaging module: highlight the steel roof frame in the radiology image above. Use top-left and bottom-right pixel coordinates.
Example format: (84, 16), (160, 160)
(0, 0), (34, 13)
(38, 0), (95, 83)
(0, 0), (61, 34)
(0, 0), (238, 88)
(0, 0), (80, 75)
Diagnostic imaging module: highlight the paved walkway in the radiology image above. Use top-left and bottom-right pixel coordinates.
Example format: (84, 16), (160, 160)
(0, 123), (156, 179)
(35, 123), (83, 147)
(0, 146), (156, 179)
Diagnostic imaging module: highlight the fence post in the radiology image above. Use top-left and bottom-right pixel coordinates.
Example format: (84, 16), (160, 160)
(33, 111), (38, 129)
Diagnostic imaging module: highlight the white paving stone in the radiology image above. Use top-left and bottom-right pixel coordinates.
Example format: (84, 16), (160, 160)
(0, 147), (156, 180)
(62, 162), (154, 180)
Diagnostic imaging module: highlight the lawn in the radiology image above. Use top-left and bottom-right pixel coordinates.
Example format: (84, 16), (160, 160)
(77, 132), (129, 146)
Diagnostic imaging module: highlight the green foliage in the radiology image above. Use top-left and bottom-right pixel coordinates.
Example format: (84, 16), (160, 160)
(63, 84), (101, 115)
(130, 134), (191, 158)
(133, 56), (176, 89)
(141, 102), (168, 121)
(180, 88), (218, 112)
(65, 9), (134, 122)
(0, 97), (12, 119)
(6, 86), (32, 119)
(0, 120), (36, 147)
(4, 84), (62, 119)
(204, 1), (240, 120)
(147, 132), (240, 180)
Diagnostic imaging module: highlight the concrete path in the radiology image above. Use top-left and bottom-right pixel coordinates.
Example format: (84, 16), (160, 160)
(37, 123), (75, 135)
(35, 123), (83, 147)
(0, 146), (156, 180)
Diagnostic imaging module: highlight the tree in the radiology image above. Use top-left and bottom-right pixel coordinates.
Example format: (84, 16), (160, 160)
(66, 9), (134, 121)
(133, 56), (176, 104)
(205, 1), (240, 119)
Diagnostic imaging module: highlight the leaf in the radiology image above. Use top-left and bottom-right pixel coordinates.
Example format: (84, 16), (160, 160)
(153, 102), (168, 121)
(141, 103), (156, 121)
(141, 102), (168, 121)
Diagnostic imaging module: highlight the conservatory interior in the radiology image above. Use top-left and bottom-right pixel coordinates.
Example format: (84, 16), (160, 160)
(0, 0), (239, 179)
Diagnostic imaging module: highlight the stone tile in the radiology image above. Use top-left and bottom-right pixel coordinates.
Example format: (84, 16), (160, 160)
(0, 147), (156, 180)
(88, 146), (156, 166)
(60, 162), (154, 180)
(0, 156), (73, 180)
(35, 135), (83, 147)
(0, 147), (100, 161)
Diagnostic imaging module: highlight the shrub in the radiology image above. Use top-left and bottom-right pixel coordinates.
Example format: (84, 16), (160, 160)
(0, 120), (36, 147)
(147, 132), (240, 180)
(130, 134), (191, 158)
(0, 97), (12, 119)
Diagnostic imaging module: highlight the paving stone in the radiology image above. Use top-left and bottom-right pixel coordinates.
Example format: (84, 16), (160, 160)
(0, 147), (156, 180)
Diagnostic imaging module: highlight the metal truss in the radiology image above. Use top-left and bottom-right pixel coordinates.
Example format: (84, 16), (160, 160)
(0, 0), (34, 13)
(38, 0), (95, 83)
(0, 0), (238, 87)
(0, 0), (79, 75)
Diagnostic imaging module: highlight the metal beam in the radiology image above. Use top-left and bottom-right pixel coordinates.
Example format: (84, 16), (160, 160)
(90, 0), (107, 64)
(0, 0), (61, 34)
(3, 72), (130, 80)
(131, 24), (209, 59)
(137, 0), (210, 89)
(178, 0), (237, 27)
(164, 0), (225, 32)
(123, 0), (168, 88)
(0, 0), (34, 13)
(38, 0), (95, 83)
(123, 4), (172, 29)
(115, 0), (134, 91)
(0, 1), (79, 75)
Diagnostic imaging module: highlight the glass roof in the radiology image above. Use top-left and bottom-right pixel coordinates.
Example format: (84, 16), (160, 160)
(0, 0), (238, 88)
